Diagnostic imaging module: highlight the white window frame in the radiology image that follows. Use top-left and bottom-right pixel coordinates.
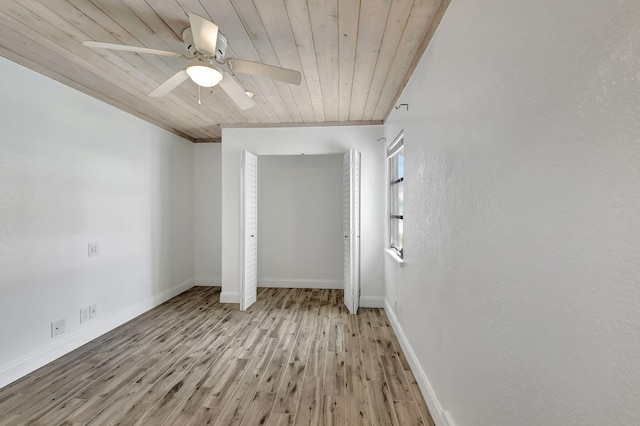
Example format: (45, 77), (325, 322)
(387, 131), (404, 261)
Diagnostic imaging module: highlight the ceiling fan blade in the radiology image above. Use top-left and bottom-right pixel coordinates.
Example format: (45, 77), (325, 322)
(148, 70), (190, 97)
(228, 59), (301, 85)
(189, 13), (218, 57)
(83, 41), (182, 58)
(218, 73), (256, 110)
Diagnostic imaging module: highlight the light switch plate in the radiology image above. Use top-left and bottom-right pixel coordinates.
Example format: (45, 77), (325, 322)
(88, 242), (100, 257)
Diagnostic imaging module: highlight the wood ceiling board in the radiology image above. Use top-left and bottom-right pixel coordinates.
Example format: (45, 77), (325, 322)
(231, 0), (300, 123)
(0, 0), (449, 142)
(361, 0), (415, 120)
(141, 0), (191, 39)
(283, 0), (325, 122)
(338, 0), (360, 122)
(47, 0), (184, 78)
(374, 0), (449, 120)
(118, 0), (187, 53)
(66, 2), (185, 80)
(308, 0), (340, 122)
(348, 0), (393, 121)
(253, 0), (316, 122)
(71, 0), (177, 54)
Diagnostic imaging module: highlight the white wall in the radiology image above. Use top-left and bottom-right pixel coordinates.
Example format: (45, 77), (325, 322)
(258, 154), (343, 288)
(0, 57), (195, 387)
(384, 1), (640, 426)
(194, 143), (222, 285)
(221, 125), (385, 306)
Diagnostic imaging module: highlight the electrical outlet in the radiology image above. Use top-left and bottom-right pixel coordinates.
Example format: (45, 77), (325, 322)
(51, 318), (66, 337)
(88, 242), (100, 257)
(89, 304), (97, 319)
(80, 307), (89, 324)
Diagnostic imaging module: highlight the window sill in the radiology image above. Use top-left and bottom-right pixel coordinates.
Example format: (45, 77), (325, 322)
(385, 248), (404, 265)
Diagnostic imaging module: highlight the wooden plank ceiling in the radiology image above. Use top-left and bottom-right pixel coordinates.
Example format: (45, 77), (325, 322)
(0, 0), (449, 142)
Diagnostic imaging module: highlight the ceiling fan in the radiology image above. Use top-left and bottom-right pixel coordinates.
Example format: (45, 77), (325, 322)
(83, 13), (302, 110)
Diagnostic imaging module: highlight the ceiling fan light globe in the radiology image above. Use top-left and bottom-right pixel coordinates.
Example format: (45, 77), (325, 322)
(186, 65), (223, 87)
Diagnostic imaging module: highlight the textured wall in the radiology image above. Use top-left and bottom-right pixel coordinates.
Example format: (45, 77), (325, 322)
(385, 0), (640, 425)
(194, 143), (222, 285)
(258, 154), (344, 288)
(0, 57), (194, 386)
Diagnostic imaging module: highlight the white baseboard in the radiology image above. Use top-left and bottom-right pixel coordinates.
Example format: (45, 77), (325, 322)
(359, 295), (385, 308)
(0, 278), (195, 389)
(258, 278), (343, 289)
(194, 276), (222, 286)
(384, 299), (454, 426)
(220, 291), (240, 304)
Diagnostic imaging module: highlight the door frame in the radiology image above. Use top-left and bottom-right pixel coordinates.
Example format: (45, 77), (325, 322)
(239, 151), (361, 312)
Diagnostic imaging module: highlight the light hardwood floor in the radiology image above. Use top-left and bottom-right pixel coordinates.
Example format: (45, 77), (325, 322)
(0, 287), (434, 425)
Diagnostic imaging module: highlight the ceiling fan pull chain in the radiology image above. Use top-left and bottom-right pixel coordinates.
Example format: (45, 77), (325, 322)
(198, 85), (202, 105)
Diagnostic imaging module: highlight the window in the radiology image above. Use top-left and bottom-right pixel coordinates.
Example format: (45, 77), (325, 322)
(388, 131), (404, 259)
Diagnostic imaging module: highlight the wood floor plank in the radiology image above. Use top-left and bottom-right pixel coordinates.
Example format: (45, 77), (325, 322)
(367, 381), (400, 426)
(327, 322), (345, 353)
(0, 287), (434, 426)
(215, 381), (260, 425)
(293, 376), (322, 426)
(202, 358), (249, 409)
(0, 414), (19, 426)
(323, 351), (345, 397)
(214, 338), (279, 425)
(267, 412), (293, 426)
(187, 406), (224, 425)
(306, 340), (327, 379)
(380, 355), (414, 402)
(258, 349), (290, 394)
(322, 395), (345, 426)
(239, 391), (276, 426)
(271, 359), (306, 418)
(134, 359), (215, 425)
(373, 325), (397, 357)
(105, 400), (154, 426)
(0, 392), (23, 414)
(70, 379), (146, 423)
(388, 327), (412, 371)
(83, 383), (151, 425)
(9, 370), (94, 419)
(407, 376), (437, 426)
(344, 360), (372, 423)
(356, 313), (385, 382)
(394, 400), (426, 425)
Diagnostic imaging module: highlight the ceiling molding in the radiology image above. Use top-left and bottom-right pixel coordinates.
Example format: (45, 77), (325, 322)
(220, 120), (383, 130)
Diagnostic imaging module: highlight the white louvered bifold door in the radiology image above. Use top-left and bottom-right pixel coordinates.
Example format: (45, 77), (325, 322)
(241, 151), (258, 311)
(343, 149), (361, 315)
